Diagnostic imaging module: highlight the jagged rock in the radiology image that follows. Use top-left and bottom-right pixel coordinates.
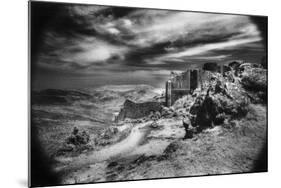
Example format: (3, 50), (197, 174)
(229, 61), (242, 70)
(223, 71), (235, 83)
(228, 61), (244, 76)
(189, 72), (249, 130)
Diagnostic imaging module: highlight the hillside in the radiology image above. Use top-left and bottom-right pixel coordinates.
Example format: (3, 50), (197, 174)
(31, 63), (267, 186)
(31, 85), (163, 159)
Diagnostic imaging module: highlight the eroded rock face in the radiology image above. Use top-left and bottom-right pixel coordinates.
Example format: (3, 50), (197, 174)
(189, 72), (249, 130)
(116, 99), (162, 122)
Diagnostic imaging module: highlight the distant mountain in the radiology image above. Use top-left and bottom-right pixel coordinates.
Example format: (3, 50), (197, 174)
(31, 85), (164, 122)
(91, 84), (164, 103)
(32, 89), (93, 105)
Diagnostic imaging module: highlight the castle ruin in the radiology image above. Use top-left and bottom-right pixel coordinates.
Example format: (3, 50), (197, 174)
(166, 68), (202, 107)
(165, 63), (228, 107)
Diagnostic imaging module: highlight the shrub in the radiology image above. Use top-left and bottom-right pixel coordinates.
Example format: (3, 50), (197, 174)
(55, 127), (91, 157)
(66, 127), (90, 146)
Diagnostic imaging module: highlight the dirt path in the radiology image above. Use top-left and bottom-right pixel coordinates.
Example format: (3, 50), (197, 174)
(56, 121), (152, 172)
(95, 123), (149, 160)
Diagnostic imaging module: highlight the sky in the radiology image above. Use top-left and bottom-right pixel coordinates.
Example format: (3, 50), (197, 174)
(31, 2), (267, 90)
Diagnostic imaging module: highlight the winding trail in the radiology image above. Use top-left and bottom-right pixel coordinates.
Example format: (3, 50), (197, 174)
(56, 121), (152, 172)
(95, 124), (148, 160)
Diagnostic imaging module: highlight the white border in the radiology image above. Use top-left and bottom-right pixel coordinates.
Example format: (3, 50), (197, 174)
(1, 0), (280, 188)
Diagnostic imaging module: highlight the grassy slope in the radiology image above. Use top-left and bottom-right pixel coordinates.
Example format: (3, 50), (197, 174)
(63, 104), (266, 184)
(103, 104), (267, 181)
(31, 85), (161, 158)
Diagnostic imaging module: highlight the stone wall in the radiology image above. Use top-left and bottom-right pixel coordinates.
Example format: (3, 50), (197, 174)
(116, 99), (162, 121)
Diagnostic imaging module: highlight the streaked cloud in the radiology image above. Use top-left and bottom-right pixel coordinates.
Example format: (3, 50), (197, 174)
(152, 36), (261, 64)
(31, 2), (267, 89)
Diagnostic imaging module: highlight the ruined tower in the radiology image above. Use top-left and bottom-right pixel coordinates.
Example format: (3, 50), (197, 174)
(165, 68), (202, 107)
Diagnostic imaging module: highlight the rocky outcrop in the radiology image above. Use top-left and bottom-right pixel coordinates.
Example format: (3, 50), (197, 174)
(187, 62), (268, 130)
(161, 61), (267, 132)
(189, 71), (249, 130)
(229, 61), (242, 69)
(240, 67), (267, 103)
(116, 99), (162, 122)
(241, 67), (267, 91)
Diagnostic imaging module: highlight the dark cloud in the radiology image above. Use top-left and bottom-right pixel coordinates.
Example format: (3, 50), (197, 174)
(31, 1), (267, 90)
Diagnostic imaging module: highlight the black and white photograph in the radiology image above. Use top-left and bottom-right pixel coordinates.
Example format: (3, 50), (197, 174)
(29, 1), (268, 187)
